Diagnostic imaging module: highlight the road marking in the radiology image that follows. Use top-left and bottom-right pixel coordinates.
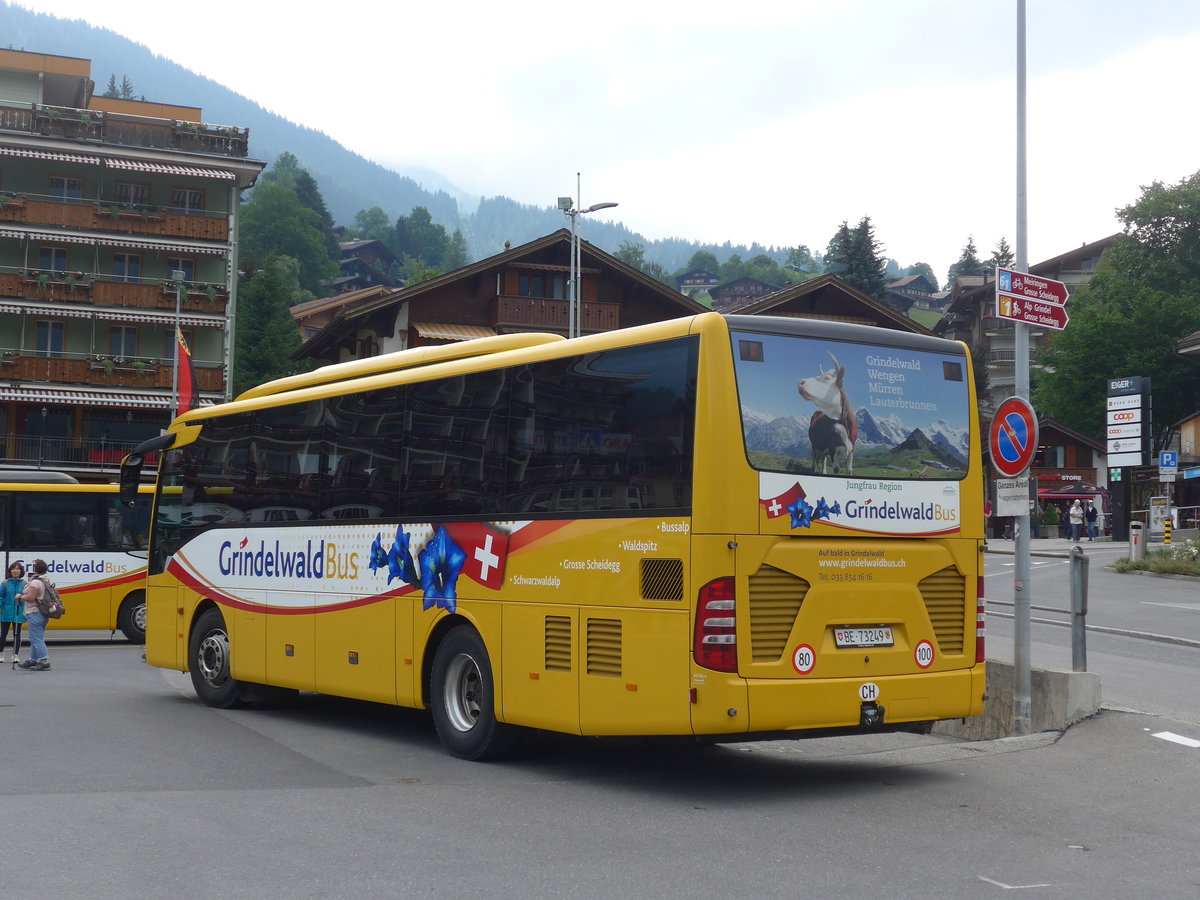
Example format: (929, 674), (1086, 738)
(978, 875), (1057, 889)
(1141, 602), (1200, 613)
(1152, 731), (1200, 748)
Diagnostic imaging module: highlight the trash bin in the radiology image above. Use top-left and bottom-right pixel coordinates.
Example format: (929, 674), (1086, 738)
(1129, 521), (1145, 562)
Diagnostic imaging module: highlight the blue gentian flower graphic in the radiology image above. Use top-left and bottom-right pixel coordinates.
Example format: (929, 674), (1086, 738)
(829, 501), (841, 516)
(788, 496), (814, 530)
(814, 497), (832, 521)
(419, 526), (466, 612)
(368, 532), (387, 574)
(387, 526), (419, 586)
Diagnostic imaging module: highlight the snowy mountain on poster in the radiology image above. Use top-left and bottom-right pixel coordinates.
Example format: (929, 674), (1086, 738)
(742, 407), (970, 465)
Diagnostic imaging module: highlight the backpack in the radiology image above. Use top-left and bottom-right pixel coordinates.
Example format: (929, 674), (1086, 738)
(35, 576), (65, 620)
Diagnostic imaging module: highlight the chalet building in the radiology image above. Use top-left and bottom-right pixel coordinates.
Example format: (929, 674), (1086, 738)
(329, 239), (399, 295)
(0, 48), (263, 479)
(730, 273), (936, 334)
(676, 268), (718, 298)
(881, 272), (942, 314)
(711, 275), (774, 310)
(934, 235), (1117, 418)
(293, 230), (706, 364)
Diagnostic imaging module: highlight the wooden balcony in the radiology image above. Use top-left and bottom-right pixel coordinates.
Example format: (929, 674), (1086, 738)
(5, 196), (229, 241)
(0, 272), (228, 315)
(0, 102), (250, 158)
(3, 353), (224, 391)
(492, 295), (621, 333)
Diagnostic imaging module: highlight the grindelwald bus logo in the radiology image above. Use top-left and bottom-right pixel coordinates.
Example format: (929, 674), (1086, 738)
(218, 537), (358, 580)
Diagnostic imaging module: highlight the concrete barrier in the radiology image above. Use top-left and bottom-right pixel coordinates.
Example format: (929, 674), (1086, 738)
(933, 660), (1101, 740)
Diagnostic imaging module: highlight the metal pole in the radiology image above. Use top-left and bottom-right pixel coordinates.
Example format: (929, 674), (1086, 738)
(1070, 545), (1088, 672)
(1011, 0), (1033, 735)
(170, 269), (184, 418)
(568, 210), (578, 339)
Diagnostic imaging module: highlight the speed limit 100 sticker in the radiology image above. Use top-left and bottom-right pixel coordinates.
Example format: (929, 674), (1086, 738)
(792, 644), (816, 674)
(914, 640), (935, 669)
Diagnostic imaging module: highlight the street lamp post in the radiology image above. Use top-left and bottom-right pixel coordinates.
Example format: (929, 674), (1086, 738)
(558, 180), (617, 338)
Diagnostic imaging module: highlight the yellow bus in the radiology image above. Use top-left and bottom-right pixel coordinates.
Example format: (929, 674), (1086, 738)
(1, 473), (153, 642)
(121, 313), (985, 758)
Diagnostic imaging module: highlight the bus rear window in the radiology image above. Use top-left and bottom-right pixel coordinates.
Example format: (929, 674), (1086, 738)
(733, 331), (971, 480)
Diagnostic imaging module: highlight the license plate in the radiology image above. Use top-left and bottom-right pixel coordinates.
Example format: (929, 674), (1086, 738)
(834, 626), (894, 648)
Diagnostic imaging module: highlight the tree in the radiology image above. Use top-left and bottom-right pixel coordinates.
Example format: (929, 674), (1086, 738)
(945, 236), (987, 289)
(102, 74), (118, 98)
(785, 245), (818, 274)
(614, 241), (646, 270)
(444, 229), (469, 271)
(395, 207), (449, 267)
(262, 152), (339, 259)
(119, 75), (134, 100)
(349, 207), (395, 248)
(1033, 172), (1200, 444)
(906, 262), (937, 285)
(239, 180), (337, 297)
(685, 250), (720, 273)
(233, 260), (306, 395)
(986, 237), (1015, 270)
(826, 218), (887, 298)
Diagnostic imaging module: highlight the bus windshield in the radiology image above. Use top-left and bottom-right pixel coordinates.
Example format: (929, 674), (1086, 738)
(732, 329), (971, 480)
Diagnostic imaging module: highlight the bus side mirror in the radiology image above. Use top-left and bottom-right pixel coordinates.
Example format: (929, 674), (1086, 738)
(119, 454), (143, 507)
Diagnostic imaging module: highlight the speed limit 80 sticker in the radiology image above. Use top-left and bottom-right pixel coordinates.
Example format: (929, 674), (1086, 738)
(792, 644), (816, 675)
(914, 640), (935, 669)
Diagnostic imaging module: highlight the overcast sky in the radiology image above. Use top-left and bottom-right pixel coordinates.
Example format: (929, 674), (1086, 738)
(13, 0), (1200, 280)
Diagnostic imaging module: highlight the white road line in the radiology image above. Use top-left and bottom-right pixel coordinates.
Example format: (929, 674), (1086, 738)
(1141, 602), (1200, 613)
(978, 875), (1057, 889)
(1152, 731), (1200, 748)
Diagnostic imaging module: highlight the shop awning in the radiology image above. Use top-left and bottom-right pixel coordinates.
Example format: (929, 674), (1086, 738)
(412, 322), (497, 341)
(106, 158), (235, 180)
(0, 301), (94, 319)
(101, 310), (223, 329)
(0, 227), (226, 255)
(1038, 482), (1107, 500)
(0, 145), (101, 165)
(0, 386), (172, 409)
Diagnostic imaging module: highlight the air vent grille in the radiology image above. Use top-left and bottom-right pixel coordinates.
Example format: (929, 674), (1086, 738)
(641, 558), (684, 601)
(545, 615), (572, 672)
(586, 617), (622, 677)
(747, 565), (808, 662)
(919, 567), (967, 654)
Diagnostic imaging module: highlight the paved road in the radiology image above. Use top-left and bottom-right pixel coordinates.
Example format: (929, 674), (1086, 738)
(2, 558), (1198, 898)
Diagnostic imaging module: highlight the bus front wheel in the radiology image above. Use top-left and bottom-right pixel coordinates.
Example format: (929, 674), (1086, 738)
(189, 607), (244, 709)
(117, 591), (147, 643)
(430, 627), (517, 760)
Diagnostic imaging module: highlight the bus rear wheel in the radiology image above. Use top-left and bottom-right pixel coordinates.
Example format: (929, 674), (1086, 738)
(189, 607), (244, 709)
(430, 626), (517, 761)
(117, 591), (147, 643)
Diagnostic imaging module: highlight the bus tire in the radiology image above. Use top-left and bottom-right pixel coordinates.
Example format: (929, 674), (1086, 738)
(117, 591), (147, 644)
(189, 606), (244, 709)
(430, 626), (518, 761)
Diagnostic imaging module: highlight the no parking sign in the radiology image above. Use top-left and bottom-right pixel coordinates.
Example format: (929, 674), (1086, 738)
(989, 397), (1038, 478)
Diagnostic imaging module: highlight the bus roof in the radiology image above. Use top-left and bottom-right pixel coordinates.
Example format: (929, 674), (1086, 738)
(236, 332), (568, 401)
(0, 471), (79, 484)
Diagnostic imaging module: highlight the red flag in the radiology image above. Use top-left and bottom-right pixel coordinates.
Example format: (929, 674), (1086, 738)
(176, 329), (197, 416)
(760, 481), (807, 519)
(444, 523), (510, 590)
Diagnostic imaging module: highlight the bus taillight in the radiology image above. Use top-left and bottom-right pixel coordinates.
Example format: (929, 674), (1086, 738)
(976, 576), (986, 662)
(695, 577), (737, 672)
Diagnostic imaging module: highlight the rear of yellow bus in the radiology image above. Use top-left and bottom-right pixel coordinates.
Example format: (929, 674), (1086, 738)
(688, 314), (986, 738)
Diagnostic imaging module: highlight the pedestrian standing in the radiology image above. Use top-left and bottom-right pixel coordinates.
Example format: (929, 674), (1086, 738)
(1069, 500), (1085, 542)
(0, 561), (26, 664)
(18, 558), (52, 671)
(1085, 499), (1098, 541)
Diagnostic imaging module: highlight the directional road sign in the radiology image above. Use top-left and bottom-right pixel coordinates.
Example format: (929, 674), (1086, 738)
(996, 267), (1069, 306)
(989, 396), (1039, 478)
(995, 295), (1070, 330)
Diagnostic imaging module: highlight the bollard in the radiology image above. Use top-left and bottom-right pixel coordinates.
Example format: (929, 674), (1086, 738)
(1164, 519), (1172, 545)
(1129, 521), (1145, 562)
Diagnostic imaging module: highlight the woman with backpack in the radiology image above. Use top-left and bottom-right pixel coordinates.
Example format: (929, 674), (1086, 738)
(0, 560), (26, 664)
(18, 558), (52, 671)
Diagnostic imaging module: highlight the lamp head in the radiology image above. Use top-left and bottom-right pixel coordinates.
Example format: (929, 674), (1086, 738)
(557, 197), (573, 211)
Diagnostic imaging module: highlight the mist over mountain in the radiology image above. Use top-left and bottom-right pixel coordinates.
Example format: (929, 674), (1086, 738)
(0, 2), (793, 269)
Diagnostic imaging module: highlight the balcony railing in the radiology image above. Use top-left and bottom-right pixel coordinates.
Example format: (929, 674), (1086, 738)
(0, 432), (158, 473)
(0, 102), (249, 158)
(0, 192), (230, 241)
(2, 350), (225, 391)
(492, 295), (621, 333)
(0, 269), (229, 315)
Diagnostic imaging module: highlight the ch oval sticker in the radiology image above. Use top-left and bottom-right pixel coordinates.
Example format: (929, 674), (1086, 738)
(792, 644), (816, 675)
(914, 640), (935, 669)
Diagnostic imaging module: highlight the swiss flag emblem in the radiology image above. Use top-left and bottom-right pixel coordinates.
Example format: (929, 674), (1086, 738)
(444, 523), (510, 590)
(760, 482), (806, 519)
